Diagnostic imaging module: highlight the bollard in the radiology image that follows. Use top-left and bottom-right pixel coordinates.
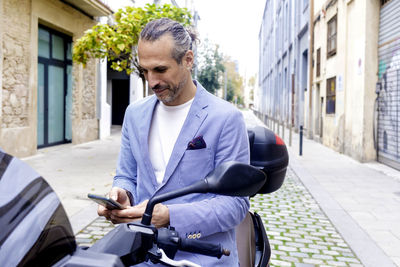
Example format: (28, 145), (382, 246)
(277, 121), (280, 135)
(289, 123), (292, 147)
(299, 125), (303, 156)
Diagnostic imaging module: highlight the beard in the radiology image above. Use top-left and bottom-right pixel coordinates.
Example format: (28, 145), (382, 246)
(151, 78), (187, 105)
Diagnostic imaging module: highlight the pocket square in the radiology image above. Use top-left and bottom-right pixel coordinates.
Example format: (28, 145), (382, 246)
(187, 135), (206, 150)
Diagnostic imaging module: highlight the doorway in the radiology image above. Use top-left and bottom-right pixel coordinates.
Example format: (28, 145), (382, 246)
(37, 26), (72, 148)
(111, 79), (130, 125)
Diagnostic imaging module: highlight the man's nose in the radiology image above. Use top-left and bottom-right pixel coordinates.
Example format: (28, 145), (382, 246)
(147, 72), (160, 89)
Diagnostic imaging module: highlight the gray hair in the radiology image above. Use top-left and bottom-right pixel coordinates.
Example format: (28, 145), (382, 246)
(140, 18), (198, 64)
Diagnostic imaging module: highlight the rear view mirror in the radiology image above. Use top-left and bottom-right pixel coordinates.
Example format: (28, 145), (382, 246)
(141, 162), (266, 225)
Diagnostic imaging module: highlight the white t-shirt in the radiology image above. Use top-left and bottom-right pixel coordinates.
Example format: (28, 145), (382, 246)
(148, 98), (194, 184)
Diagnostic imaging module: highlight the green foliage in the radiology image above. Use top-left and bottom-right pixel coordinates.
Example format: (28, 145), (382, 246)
(223, 57), (244, 105)
(197, 39), (225, 95)
(72, 4), (192, 76)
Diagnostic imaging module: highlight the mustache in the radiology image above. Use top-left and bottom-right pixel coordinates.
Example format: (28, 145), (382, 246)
(151, 84), (170, 91)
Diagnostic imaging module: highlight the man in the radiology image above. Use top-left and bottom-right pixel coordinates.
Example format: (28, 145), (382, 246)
(98, 18), (250, 266)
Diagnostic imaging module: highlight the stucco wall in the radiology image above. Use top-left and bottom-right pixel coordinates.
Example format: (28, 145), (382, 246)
(312, 0), (379, 161)
(0, 0), (99, 156)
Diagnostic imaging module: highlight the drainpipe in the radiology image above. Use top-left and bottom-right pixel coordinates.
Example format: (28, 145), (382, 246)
(308, 0), (314, 138)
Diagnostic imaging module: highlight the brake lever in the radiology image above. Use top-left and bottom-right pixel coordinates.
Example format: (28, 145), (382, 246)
(148, 248), (201, 267)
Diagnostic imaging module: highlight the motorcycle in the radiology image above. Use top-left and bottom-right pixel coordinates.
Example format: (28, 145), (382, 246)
(0, 126), (288, 267)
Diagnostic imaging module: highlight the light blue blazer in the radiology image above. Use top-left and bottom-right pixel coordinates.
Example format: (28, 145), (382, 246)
(113, 81), (250, 266)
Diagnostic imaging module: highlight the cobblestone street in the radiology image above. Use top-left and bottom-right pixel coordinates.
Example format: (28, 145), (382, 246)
(76, 166), (362, 266)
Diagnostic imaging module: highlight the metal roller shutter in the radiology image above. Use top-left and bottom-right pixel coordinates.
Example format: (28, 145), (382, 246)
(377, 0), (400, 169)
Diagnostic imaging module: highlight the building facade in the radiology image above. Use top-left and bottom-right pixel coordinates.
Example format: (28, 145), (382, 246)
(257, 0), (310, 130)
(0, 0), (112, 157)
(311, 0), (380, 162)
(258, 0), (400, 167)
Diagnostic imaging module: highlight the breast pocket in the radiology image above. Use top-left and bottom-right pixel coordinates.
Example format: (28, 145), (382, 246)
(178, 148), (213, 187)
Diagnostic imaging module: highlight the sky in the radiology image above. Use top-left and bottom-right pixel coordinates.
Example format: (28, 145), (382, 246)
(108, 0), (266, 79)
(193, 0), (265, 78)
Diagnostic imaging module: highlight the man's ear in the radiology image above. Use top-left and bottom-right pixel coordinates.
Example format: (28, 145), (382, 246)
(183, 50), (194, 70)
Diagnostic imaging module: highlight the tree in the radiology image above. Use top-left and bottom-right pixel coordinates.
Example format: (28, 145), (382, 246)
(197, 39), (225, 95)
(248, 74), (257, 102)
(223, 57), (244, 106)
(72, 4), (192, 93)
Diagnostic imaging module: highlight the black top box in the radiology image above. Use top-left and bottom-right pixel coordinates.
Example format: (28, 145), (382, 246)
(247, 126), (289, 194)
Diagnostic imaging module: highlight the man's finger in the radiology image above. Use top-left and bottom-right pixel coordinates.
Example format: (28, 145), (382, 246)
(110, 214), (141, 224)
(111, 206), (143, 218)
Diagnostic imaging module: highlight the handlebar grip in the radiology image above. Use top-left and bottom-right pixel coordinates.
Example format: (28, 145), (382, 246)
(179, 238), (230, 259)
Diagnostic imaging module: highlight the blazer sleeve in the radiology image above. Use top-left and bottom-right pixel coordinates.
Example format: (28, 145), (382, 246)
(112, 109), (138, 204)
(168, 110), (250, 238)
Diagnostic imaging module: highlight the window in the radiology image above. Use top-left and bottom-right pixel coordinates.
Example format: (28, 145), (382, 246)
(327, 15), (337, 57)
(326, 77), (336, 114)
(316, 48), (321, 77)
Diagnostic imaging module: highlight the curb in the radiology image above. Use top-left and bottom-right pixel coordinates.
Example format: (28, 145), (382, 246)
(70, 202), (100, 235)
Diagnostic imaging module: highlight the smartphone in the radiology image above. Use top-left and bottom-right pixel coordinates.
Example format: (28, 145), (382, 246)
(87, 193), (124, 210)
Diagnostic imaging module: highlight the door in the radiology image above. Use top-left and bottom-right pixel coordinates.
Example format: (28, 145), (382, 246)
(37, 26), (72, 148)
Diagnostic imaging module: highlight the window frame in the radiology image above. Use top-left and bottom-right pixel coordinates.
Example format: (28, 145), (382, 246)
(327, 15), (337, 58)
(326, 77), (336, 114)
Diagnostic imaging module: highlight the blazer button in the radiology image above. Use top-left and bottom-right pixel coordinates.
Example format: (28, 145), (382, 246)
(196, 233), (201, 239)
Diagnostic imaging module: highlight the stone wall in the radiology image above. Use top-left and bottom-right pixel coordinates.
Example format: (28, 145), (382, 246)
(1, 0), (31, 129)
(72, 58), (99, 144)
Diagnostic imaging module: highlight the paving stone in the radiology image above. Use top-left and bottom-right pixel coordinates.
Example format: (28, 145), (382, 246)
(326, 261), (347, 266)
(302, 258), (324, 265)
(269, 239), (284, 246)
(308, 244), (328, 250)
(289, 252), (309, 258)
(75, 233), (91, 239)
(322, 249), (340, 256)
(273, 248), (289, 255)
(86, 226), (102, 231)
(336, 257), (362, 263)
(330, 246), (352, 253)
(278, 245), (298, 252)
(270, 259), (292, 266)
(312, 254), (334, 260)
(280, 255), (300, 262)
(294, 238), (314, 244)
(76, 238), (92, 244)
(285, 242), (306, 248)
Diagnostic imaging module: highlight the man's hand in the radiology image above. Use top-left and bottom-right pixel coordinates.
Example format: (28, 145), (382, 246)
(110, 200), (170, 228)
(97, 187), (131, 221)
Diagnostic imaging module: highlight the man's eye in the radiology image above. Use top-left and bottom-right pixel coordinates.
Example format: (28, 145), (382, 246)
(156, 68), (167, 73)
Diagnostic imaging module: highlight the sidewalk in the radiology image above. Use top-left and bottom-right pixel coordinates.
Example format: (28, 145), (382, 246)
(22, 127), (122, 234)
(243, 110), (400, 267)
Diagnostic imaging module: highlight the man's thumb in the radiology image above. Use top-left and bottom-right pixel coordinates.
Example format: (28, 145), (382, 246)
(110, 190), (118, 201)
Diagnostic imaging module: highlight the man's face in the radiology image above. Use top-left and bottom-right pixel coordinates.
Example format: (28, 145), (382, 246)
(138, 34), (191, 106)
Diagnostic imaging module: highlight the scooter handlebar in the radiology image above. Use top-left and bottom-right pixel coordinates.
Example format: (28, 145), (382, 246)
(179, 238), (230, 259)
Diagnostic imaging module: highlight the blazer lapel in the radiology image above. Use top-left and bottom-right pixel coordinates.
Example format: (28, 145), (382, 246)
(138, 96), (159, 188)
(158, 84), (209, 189)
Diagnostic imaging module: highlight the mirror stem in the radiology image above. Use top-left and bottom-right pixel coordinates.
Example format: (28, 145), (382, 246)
(141, 180), (208, 225)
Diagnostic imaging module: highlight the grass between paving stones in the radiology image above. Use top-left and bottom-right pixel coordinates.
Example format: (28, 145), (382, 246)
(250, 168), (362, 267)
